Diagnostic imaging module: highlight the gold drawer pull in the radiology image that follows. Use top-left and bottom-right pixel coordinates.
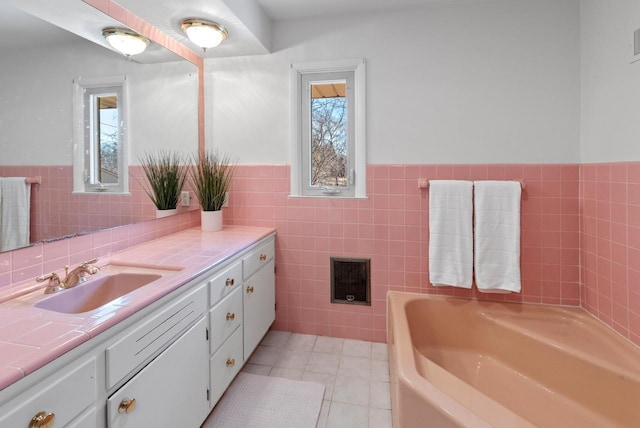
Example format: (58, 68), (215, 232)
(225, 278), (235, 286)
(226, 358), (235, 367)
(29, 412), (55, 428)
(259, 254), (267, 261)
(246, 285), (254, 294)
(118, 398), (137, 414)
(226, 312), (235, 321)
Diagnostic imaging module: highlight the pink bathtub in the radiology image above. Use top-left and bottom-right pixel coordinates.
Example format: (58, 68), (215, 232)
(387, 291), (640, 427)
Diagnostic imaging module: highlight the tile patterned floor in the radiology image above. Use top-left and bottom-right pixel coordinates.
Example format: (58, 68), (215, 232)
(241, 330), (392, 428)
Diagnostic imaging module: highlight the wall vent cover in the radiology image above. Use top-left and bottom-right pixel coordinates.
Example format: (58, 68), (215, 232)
(330, 257), (370, 305)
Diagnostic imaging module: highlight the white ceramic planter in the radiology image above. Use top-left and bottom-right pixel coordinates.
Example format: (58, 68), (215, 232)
(156, 208), (178, 218)
(201, 210), (223, 232)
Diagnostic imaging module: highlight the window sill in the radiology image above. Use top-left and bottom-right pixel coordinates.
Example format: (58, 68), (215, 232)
(72, 191), (131, 196)
(288, 194), (368, 200)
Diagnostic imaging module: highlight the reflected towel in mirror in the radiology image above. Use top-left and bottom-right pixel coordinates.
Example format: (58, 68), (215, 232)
(0, 177), (31, 252)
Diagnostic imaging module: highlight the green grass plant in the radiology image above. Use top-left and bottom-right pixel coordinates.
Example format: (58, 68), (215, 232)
(139, 150), (188, 210)
(191, 150), (236, 211)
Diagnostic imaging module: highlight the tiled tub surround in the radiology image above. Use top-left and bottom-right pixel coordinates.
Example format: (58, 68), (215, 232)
(0, 225), (274, 390)
(581, 162), (640, 345)
(0, 165), (199, 244)
(226, 163), (581, 342)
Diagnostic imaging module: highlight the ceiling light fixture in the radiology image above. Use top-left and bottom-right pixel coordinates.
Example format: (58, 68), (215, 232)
(102, 27), (150, 57)
(181, 18), (228, 51)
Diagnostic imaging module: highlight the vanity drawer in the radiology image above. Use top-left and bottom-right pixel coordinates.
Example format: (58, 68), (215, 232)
(209, 286), (243, 354)
(0, 358), (96, 428)
(209, 261), (242, 306)
(242, 238), (275, 279)
(106, 283), (207, 389)
(210, 327), (243, 406)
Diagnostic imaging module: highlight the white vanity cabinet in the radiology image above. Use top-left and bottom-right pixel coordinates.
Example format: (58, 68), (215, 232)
(207, 235), (276, 405)
(242, 239), (276, 359)
(0, 232), (276, 428)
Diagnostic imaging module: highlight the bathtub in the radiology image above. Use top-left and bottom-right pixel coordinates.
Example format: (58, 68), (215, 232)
(387, 291), (640, 427)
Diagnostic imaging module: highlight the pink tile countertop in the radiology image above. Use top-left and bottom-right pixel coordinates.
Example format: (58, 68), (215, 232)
(0, 225), (275, 391)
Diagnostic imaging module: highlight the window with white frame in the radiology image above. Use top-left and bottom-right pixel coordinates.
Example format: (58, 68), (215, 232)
(290, 59), (366, 198)
(73, 76), (129, 194)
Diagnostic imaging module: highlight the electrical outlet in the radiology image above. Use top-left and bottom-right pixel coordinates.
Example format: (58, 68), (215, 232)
(223, 192), (229, 207)
(180, 191), (190, 207)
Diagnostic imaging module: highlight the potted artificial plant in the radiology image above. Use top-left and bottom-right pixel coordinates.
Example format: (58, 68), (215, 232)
(191, 150), (236, 232)
(139, 150), (188, 218)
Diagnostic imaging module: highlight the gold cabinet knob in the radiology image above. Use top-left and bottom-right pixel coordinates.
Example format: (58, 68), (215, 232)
(29, 411), (55, 428)
(259, 254), (267, 261)
(246, 285), (254, 294)
(226, 312), (235, 321)
(226, 358), (235, 367)
(225, 278), (235, 286)
(118, 398), (137, 414)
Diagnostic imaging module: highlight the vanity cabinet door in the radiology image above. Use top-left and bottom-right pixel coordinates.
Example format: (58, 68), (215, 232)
(107, 317), (209, 428)
(0, 358), (96, 428)
(243, 259), (275, 359)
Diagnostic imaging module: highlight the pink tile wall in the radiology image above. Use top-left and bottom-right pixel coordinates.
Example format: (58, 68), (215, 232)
(0, 166), (197, 243)
(227, 163), (581, 342)
(581, 162), (640, 346)
(0, 210), (200, 291)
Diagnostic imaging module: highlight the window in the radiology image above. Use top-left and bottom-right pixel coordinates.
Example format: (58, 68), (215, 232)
(291, 59), (366, 198)
(73, 76), (129, 194)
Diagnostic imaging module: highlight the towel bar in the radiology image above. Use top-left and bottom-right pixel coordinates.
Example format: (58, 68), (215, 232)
(418, 179), (525, 191)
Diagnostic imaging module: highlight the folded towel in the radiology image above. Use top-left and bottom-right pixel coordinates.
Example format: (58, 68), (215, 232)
(428, 180), (473, 288)
(474, 181), (521, 293)
(0, 177), (31, 252)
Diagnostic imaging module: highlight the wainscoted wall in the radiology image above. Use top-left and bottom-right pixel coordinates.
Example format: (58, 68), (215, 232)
(0, 165), (197, 243)
(227, 163), (581, 342)
(581, 162), (640, 346)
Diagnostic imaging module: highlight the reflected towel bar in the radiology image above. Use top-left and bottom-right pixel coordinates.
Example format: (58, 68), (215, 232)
(25, 176), (42, 185)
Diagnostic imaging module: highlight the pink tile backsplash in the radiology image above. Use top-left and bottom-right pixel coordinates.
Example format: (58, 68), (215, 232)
(0, 211), (200, 292)
(226, 163), (581, 342)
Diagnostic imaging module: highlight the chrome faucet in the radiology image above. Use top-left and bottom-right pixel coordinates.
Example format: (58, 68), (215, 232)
(36, 258), (100, 294)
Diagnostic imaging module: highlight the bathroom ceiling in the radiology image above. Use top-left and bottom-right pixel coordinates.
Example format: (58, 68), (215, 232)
(255, 0), (481, 21)
(0, 0), (485, 59)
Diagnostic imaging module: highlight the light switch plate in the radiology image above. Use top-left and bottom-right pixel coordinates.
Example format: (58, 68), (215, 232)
(180, 191), (190, 206)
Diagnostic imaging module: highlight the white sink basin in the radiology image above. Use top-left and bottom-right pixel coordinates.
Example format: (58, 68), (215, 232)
(35, 273), (163, 314)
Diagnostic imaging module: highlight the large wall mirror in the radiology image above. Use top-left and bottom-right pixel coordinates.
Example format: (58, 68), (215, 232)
(0, 2), (199, 252)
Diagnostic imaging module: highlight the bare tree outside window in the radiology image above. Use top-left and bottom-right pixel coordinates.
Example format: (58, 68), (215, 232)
(98, 102), (119, 184)
(310, 83), (348, 187)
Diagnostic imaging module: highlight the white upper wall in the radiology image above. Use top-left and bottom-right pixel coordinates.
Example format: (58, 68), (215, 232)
(580, 0), (640, 163)
(206, 0), (581, 164)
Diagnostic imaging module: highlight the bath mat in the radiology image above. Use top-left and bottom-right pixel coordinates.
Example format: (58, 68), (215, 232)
(202, 372), (325, 428)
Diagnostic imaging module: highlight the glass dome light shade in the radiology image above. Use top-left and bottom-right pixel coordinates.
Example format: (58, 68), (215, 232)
(102, 28), (150, 56)
(181, 19), (228, 51)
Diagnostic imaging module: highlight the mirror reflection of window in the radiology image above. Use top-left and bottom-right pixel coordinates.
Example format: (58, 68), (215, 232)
(80, 82), (125, 193)
(309, 81), (348, 188)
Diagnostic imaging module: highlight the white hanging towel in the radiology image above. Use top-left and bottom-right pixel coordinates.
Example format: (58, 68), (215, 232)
(428, 180), (473, 288)
(474, 181), (521, 293)
(0, 178), (31, 252)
